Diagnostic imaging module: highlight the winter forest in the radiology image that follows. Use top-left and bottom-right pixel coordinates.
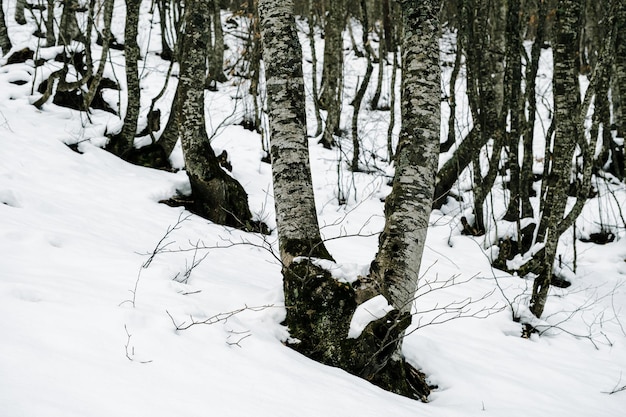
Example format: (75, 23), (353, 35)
(1, 0), (626, 415)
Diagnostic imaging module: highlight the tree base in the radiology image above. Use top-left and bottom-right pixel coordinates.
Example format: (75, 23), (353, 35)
(283, 259), (431, 401)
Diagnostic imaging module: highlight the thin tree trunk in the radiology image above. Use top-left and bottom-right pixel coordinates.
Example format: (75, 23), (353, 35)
(386, 45), (398, 161)
(369, 26), (385, 110)
(614, 1), (626, 140)
(468, 0), (507, 233)
(519, 0), (548, 221)
(503, 0), (524, 222)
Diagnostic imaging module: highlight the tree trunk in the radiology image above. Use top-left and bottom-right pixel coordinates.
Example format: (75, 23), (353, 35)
(178, 0), (253, 228)
(369, 26), (385, 110)
(519, 0), (549, 221)
(369, 0), (441, 320)
(530, 0), (583, 319)
(0, 0), (11, 53)
(258, 0), (332, 266)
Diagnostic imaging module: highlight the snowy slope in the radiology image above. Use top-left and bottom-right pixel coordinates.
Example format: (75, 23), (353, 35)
(2, 4), (626, 417)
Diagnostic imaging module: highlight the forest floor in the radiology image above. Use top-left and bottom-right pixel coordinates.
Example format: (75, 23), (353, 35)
(1, 4), (626, 417)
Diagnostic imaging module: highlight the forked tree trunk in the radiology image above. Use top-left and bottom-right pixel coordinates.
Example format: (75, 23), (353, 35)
(259, 0), (438, 400)
(178, 0), (252, 228)
(0, 0), (11, 53)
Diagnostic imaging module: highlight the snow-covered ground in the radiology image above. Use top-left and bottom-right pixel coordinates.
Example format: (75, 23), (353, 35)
(1, 3), (626, 416)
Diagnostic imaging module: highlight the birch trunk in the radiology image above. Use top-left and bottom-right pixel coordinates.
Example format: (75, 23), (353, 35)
(259, 0), (437, 400)
(258, 0), (332, 266)
(369, 0), (440, 318)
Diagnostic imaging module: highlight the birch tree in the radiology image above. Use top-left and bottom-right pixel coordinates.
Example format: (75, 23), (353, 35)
(259, 0), (439, 399)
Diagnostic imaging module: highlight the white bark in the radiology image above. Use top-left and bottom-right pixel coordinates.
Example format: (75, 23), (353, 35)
(258, 0), (331, 266)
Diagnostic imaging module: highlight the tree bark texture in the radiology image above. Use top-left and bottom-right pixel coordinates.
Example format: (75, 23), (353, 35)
(178, 0), (252, 228)
(530, 0), (582, 318)
(258, 0), (332, 266)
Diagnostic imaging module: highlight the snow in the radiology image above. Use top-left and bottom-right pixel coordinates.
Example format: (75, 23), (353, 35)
(2, 4), (626, 417)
